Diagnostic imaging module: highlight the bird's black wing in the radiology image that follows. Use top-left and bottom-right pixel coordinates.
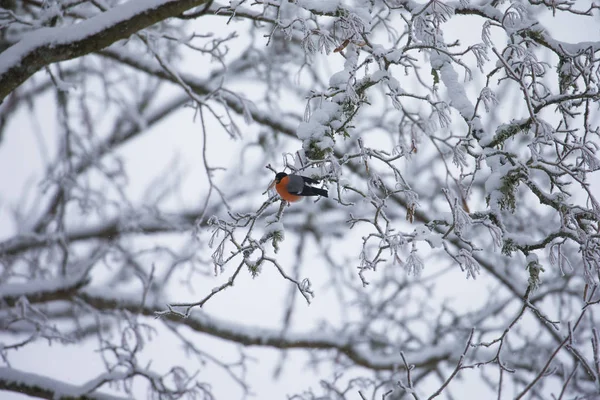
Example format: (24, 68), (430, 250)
(301, 176), (320, 184)
(287, 174), (327, 197)
(287, 175), (328, 197)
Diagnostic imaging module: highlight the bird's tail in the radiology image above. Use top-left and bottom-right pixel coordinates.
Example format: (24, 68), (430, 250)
(313, 187), (328, 198)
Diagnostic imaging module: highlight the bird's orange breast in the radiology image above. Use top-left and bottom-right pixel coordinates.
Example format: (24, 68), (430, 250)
(276, 176), (301, 202)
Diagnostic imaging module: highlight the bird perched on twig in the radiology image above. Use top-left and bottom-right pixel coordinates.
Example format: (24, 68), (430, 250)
(268, 172), (328, 203)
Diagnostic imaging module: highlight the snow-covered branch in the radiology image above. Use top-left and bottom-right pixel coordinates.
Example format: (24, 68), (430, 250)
(79, 289), (454, 372)
(0, 367), (129, 400)
(0, 0), (210, 102)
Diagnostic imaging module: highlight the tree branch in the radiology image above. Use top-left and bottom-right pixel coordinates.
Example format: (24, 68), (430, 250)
(0, 367), (129, 400)
(78, 289), (453, 372)
(0, 0), (210, 103)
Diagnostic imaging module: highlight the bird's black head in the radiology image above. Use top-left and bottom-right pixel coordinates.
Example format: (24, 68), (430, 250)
(275, 172), (287, 183)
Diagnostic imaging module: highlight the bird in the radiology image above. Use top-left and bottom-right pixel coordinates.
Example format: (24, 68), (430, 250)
(269, 172), (328, 203)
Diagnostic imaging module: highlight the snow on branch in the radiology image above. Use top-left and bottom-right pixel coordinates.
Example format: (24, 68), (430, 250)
(0, 0), (210, 103)
(0, 250), (105, 306)
(0, 367), (129, 400)
(0, 209), (202, 257)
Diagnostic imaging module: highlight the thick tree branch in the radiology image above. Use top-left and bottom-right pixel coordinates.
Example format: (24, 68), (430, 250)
(0, 0), (209, 103)
(0, 367), (129, 400)
(0, 249), (104, 306)
(0, 209), (199, 257)
(76, 289), (453, 372)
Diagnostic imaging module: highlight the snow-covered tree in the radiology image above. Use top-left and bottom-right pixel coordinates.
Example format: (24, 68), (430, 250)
(1, 0), (599, 398)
